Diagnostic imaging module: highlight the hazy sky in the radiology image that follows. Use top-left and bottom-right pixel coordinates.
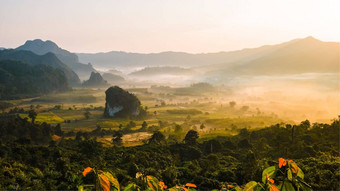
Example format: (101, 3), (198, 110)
(0, 0), (339, 53)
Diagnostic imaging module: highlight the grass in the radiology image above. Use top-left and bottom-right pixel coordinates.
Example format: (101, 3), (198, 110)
(20, 112), (64, 124)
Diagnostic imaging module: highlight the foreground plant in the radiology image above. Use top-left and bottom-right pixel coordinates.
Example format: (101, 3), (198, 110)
(243, 158), (312, 191)
(79, 167), (120, 191)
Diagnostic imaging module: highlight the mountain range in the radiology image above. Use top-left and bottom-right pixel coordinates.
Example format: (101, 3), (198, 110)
(0, 49), (80, 86)
(78, 37), (339, 79)
(0, 60), (69, 99)
(17, 39), (96, 80)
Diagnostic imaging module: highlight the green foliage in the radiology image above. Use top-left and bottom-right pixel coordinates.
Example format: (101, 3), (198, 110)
(0, 117), (338, 190)
(183, 130), (199, 145)
(0, 60), (69, 99)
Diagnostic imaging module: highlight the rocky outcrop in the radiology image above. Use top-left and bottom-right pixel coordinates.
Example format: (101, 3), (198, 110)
(82, 72), (108, 87)
(104, 86), (140, 118)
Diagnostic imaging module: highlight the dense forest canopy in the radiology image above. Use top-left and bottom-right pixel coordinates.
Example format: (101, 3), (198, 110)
(0, 60), (69, 99)
(0, 112), (338, 190)
(0, 49), (80, 86)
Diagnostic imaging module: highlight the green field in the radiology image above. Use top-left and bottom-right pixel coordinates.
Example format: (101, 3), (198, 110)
(4, 87), (294, 147)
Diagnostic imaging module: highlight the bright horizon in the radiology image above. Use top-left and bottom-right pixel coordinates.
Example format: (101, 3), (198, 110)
(1, 0), (339, 53)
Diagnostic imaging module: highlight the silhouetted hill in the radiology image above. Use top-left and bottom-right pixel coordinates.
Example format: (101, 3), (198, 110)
(102, 73), (125, 83)
(82, 72), (109, 87)
(0, 49), (80, 86)
(17, 39), (96, 80)
(0, 60), (69, 99)
(129, 66), (193, 76)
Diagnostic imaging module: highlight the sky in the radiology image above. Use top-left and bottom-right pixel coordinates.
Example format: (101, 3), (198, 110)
(0, 0), (339, 53)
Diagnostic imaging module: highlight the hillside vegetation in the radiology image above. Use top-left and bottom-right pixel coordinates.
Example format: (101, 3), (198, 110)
(0, 60), (69, 99)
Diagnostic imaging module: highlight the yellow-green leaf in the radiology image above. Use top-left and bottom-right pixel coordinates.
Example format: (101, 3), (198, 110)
(279, 181), (295, 191)
(243, 181), (258, 191)
(262, 166), (277, 184)
(287, 169), (293, 181)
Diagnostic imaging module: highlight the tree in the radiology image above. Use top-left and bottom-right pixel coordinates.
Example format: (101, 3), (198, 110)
(28, 109), (37, 124)
(200, 123), (206, 130)
(184, 130), (199, 145)
(54, 124), (63, 136)
(229, 101), (236, 108)
(112, 130), (123, 146)
(148, 131), (165, 144)
(141, 121), (148, 131)
(84, 110), (91, 119)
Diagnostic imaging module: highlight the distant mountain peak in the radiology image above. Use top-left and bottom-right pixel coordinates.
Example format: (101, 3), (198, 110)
(18, 39), (60, 54)
(16, 39), (96, 80)
(299, 36), (320, 43)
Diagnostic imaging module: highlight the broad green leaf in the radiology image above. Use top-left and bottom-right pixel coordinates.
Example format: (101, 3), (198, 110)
(262, 166), (277, 184)
(243, 181), (258, 191)
(123, 183), (140, 191)
(297, 167), (304, 179)
(234, 186), (243, 191)
(189, 189), (197, 191)
(278, 181), (295, 191)
(287, 169), (293, 181)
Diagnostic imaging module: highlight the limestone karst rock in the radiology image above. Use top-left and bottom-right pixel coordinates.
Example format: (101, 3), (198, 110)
(104, 86), (140, 118)
(82, 72), (108, 87)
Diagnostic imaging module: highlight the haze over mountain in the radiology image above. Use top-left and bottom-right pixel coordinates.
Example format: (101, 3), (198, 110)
(17, 39), (96, 80)
(77, 37), (339, 87)
(78, 37), (339, 74)
(0, 49), (80, 86)
(129, 66), (193, 76)
(102, 73), (125, 84)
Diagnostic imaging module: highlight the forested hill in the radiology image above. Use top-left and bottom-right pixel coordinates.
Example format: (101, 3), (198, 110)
(0, 49), (80, 86)
(17, 39), (96, 80)
(0, 60), (69, 99)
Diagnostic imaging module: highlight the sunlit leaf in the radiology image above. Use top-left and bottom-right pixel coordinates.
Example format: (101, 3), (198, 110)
(279, 158), (284, 168)
(288, 160), (299, 174)
(101, 172), (120, 191)
(243, 181), (258, 191)
(269, 184), (279, 191)
(287, 169), (293, 181)
(82, 167), (92, 177)
(185, 183), (197, 188)
(99, 174), (110, 191)
(146, 175), (160, 191)
(123, 183), (140, 191)
(297, 167), (304, 179)
(262, 166), (277, 184)
(77, 185), (84, 191)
